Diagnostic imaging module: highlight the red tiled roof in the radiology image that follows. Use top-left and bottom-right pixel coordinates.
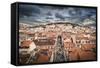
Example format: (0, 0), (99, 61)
(64, 42), (75, 48)
(81, 44), (96, 50)
(68, 48), (96, 61)
(33, 39), (55, 46)
(76, 37), (89, 40)
(79, 51), (96, 60)
(19, 30), (34, 35)
(20, 40), (32, 48)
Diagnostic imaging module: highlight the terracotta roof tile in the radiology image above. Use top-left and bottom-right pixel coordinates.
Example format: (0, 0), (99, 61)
(20, 40), (32, 48)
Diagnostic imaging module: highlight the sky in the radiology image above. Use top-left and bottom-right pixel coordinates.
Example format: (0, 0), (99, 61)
(19, 4), (96, 26)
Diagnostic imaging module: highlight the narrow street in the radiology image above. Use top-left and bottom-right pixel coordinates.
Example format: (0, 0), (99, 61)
(53, 35), (67, 62)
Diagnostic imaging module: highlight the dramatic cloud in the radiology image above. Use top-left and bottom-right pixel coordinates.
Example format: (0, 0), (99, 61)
(46, 12), (52, 16)
(55, 13), (65, 20)
(19, 5), (41, 17)
(19, 4), (96, 26)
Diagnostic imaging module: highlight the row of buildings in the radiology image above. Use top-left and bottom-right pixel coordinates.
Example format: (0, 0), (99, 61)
(19, 22), (96, 64)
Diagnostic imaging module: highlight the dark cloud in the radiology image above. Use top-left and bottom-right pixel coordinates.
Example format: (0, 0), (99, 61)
(46, 12), (52, 16)
(19, 5), (41, 18)
(55, 13), (65, 20)
(68, 8), (81, 17)
(19, 4), (96, 26)
(46, 16), (53, 19)
(67, 8), (96, 20)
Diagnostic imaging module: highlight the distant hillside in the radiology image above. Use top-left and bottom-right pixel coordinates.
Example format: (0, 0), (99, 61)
(20, 22), (94, 29)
